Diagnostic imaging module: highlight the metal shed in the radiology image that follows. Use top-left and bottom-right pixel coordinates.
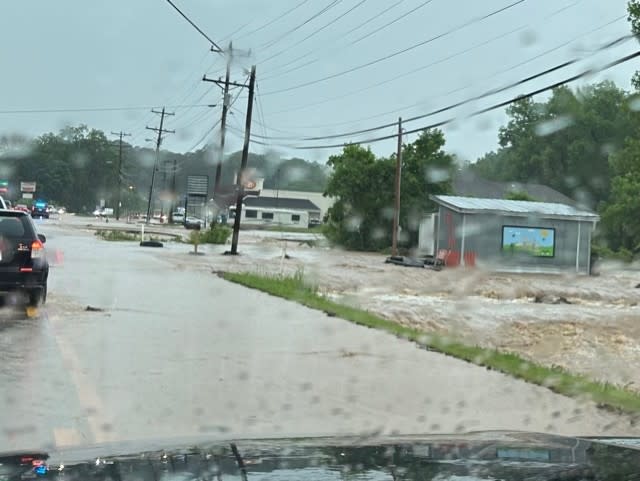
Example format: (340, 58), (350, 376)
(425, 195), (600, 274)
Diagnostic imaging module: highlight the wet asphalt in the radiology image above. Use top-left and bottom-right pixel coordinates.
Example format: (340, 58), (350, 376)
(0, 216), (639, 454)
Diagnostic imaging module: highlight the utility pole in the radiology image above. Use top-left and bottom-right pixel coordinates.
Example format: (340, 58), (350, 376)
(145, 107), (175, 224)
(391, 117), (403, 257)
(169, 157), (178, 223)
(229, 65), (257, 255)
(111, 130), (131, 221)
(203, 42), (251, 194)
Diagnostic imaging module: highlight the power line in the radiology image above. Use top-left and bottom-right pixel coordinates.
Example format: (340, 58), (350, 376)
(259, 0), (370, 65)
(268, 14), (628, 128)
(349, 0), (436, 46)
(261, 0), (407, 79)
(235, 0), (313, 41)
(260, 0), (344, 50)
(164, 0), (224, 53)
(252, 32), (634, 142)
(258, 48), (640, 150)
(182, 78), (248, 152)
(260, 0), (526, 95)
(0, 103), (220, 114)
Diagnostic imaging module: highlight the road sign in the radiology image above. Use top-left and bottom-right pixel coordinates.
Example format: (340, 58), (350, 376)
(186, 175), (208, 197)
(0, 180), (8, 194)
(20, 181), (36, 193)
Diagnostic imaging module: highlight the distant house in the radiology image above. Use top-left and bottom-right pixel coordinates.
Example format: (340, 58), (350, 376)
(227, 196), (322, 228)
(258, 189), (335, 220)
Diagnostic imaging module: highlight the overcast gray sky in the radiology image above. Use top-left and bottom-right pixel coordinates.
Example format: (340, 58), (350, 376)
(0, 0), (636, 163)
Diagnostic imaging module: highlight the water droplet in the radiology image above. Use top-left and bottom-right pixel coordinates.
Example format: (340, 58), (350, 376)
(535, 115), (573, 136)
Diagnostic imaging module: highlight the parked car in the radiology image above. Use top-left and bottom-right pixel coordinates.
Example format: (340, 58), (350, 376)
(0, 210), (48, 306)
(31, 200), (49, 219)
(183, 216), (204, 230)
(172, 212), (185, 224)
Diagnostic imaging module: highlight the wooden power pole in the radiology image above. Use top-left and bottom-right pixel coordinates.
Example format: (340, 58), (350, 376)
(229, 65), (257, 255)
(111, 130), (131, 221)
(392, 117), (402, 256)
(145, 107), (174, 224)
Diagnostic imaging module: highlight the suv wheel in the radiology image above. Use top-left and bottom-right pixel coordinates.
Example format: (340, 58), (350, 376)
(28, 285), (47, 307)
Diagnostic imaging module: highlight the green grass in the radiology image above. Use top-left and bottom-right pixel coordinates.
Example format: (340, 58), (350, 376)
(223, 270), (640, 415)
(263, 225), (325, 234)
(95, 230), (138, 241)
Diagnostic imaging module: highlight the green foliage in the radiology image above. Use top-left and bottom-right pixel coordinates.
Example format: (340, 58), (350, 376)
(474, 83), (635, 208)
(188, 224), (231, 245)
(323, 130), (454, 251)
(505, 190), (536, 201)
(224, 270), (640, 414)
(95, 230), (137, 242)
(201, 223), (232, 244)
(0, 126), (327, 216)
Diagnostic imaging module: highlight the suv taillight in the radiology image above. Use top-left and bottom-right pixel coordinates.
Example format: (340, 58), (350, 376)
(31, 240), (44, 259)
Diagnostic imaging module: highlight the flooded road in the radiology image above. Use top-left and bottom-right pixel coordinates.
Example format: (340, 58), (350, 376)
(1, 217), (639, 453)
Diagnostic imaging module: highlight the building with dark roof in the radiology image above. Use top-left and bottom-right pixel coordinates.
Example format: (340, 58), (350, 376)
(453, 170), (579, 206)
(227, 196), (322, 228)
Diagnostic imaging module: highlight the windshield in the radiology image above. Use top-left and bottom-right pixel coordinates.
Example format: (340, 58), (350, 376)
(2, 0), (640, 472)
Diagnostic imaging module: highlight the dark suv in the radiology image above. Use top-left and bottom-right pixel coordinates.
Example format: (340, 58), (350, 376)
(0, 210), (48, 306)
(31, 200), (49, 219)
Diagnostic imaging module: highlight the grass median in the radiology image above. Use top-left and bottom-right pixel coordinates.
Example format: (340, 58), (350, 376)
(223, 270), (640, 415)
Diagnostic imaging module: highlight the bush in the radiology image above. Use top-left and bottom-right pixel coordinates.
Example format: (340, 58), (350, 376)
(201, 223), (232, 244)
(591, 242), (634, 263)
(95, 230), (137, 241)
(188, 224), (232, 245)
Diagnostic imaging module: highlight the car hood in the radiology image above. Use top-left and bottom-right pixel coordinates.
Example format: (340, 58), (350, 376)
(2, 431), (640, 480)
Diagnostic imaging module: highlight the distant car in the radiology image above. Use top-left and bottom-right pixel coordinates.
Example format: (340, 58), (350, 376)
(14, 204), (29, 213)
(0, 210), (49, 307)
(183, 216), (204, 230)
(172, 212), (185, 224)
(31, 200), (49, 219)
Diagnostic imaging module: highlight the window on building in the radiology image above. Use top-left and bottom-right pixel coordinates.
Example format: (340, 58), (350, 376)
(245, 210), (257, 218)
(292, 214), (301, 222)
(262, 212), (274, 220)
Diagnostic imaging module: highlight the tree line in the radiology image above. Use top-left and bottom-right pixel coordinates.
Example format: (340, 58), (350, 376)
(0, 126), (329, 214)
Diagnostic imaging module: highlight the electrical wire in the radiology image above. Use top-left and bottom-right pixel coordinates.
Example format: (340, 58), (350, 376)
(260, 0), (526, 95)
(268, 14), (628, 129)
(258, 0), (370, 65)
(256, 48), (640, 150)
(261, 0), (407, 79)
(260, 0), (344, 50)
(235, 0), (313, 41)
(349, 0), (436, 46)
(182, 76), (249, 152)
(164, 0), (224, 53)
(0, 103), (220, 114)
(253, 33), (634, 141)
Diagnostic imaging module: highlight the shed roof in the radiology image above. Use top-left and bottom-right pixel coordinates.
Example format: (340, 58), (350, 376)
(244, 196), (321, 211)
(430, 195), (600, 222)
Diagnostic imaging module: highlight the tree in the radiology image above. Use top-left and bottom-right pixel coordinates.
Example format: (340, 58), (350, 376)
(323, 130), (454, 251)
(324, 145), (394, 251)
(473, 82), (635, 209)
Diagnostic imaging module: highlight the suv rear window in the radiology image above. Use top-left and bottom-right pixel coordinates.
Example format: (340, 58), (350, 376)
(0, 213), (33, 238)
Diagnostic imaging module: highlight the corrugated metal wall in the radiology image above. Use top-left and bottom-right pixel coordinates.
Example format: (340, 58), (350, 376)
(436, 206), (593, 274)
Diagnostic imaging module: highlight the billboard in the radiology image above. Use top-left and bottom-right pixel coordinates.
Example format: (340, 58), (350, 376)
(20, 181), (36, 193)
(502, 226), (555, 257)
(186, 175), (208, 196)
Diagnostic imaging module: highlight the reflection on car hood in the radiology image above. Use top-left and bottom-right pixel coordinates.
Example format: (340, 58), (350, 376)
(1, 431), (639, 480)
